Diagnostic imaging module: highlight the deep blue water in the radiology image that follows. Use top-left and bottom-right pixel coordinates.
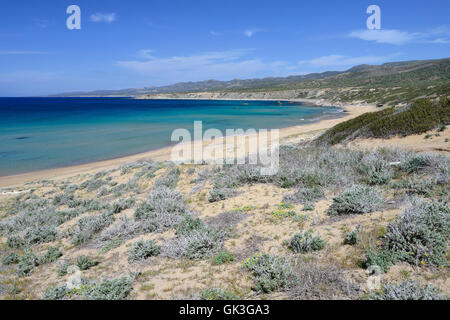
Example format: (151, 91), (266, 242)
(0, 97), (342, 176)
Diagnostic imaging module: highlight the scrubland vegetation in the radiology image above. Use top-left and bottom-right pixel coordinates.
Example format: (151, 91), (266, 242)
(0, 137), (448, 300)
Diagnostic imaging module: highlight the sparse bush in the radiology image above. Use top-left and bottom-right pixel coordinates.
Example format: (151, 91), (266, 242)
(2, 252), (19, 265)
(328, 185), (383, 215)
(344, 226), (360, 245)
(56, 261), (71, 276)
(72, 212), (115, 245)
(242, 253), (295, 293)
(163, 228), (226, 260)
(208, 186), (237, 203)
(201, 288), (238, 300)
(98, 216), (141, 244)
(42, 247), (63, 264)
(283, 186), (325, 204)
(391, 177), (437, 197)
(134, 187), (191, 232)
(175, 215), (205, 235)
(153, 167), (180, 189)
(368, 280), (445, 300)
(24, 226), (57, 245)
(7, 236), (24, 249)
(364, 246), (398, 272)
(382, 199), (449, 267)
(289, 262), (359, 300)
(284, 230), (325, 253)
(76, 255), (99, 271)
(42, 285), (68, 300)
(401, 154), (432, 174)
(211, 251), (235, 265)
(358, 156), (392, 185)
(16, 251), (39, 277)
(128, 240), (160, 263)
(83, 276), (133, 300)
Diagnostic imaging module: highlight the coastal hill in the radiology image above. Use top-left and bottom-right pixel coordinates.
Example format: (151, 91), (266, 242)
(52, 58), (450, 107)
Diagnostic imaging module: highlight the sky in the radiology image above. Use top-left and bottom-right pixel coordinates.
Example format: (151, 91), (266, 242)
(0, 0), (449, 96)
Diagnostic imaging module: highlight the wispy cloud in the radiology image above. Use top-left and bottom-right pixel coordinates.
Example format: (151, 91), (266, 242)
(298, 54), (396, 67)
(210, 31), (222, 36)
(244, 28), (263, 37)
(33, 19), (51, 28)
(0, 50), (48, 55)
(116, 49), (291, 84)
(349, 26), (450, 45)
(90, 13), (117, 23)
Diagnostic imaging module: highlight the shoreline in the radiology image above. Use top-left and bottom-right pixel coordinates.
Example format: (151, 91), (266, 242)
(0, 100), (376, 189)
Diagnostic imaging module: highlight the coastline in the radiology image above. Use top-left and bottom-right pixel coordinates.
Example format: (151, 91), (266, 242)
(0, 101), (376, 189)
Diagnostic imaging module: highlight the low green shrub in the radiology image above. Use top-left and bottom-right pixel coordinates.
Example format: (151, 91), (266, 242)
(1, 252), (19, 265)
(201, 288), (238, 300)
(284, 230), (325, 254)
(16, 251), (39, 277)
(211, 251), (235, 265)
(76, 255), (99, 271)
(128, 240), (160, 263)
(41, 247), (63, 264)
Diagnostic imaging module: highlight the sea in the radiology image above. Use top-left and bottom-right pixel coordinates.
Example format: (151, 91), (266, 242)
(0, 97), (343, 176)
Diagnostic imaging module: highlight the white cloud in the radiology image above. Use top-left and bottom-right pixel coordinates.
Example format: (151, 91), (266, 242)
(298, 54), (394, 67)
(90, 13), (117, 23)
(210, 31), (221, 36)
(0, 50), (47, 55)
(244, 28), (262, 37)
(349, 27), (450, 45)
(116, 49), (292, 84)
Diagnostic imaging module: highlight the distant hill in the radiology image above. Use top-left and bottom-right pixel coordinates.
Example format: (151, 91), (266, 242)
(51, 58), (450, 100)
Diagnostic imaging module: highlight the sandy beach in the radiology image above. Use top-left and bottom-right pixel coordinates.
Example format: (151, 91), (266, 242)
(0, 101), (376, 188)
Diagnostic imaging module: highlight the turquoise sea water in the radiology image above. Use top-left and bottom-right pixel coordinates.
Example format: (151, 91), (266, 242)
(0, 98), (342, 176)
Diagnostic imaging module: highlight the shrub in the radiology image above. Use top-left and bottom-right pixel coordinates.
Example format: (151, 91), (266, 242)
(382, 199), (449, 267)
(24, 226), (57, 245)
(368, 280), (445, 300)
(134, 187), (190, 231)
(283, 186), (325, 205)
(16, 251), (39, 277)
(343, 227), (360, 245)
(42, 285), (68, 300)
(211, 251), (235, 265)
(2, 252), (19, 265)
(284, 230), (325, 254)
(56, 261), (71, 276)
(76, 255), (99, 271)
(153, 167), (180, 189)
(358, 156), (392, 185)
(201, 288), (238, 300)
(208, 187), (237, 203)
(242, 253), (295, 293)
(391, 177), (436, 197)
(364, 246), (398, 272)
(289, 262), (359, 300)
(328, 185), (383, 215)
(42, 247), (63, 264)
(401, 154), (432, 174)
(128, 240), (160, 263)
(175, 216), (205, 235)
(7, 236), (24, 249)
(98, 216), (141, 244)
(316, 98), (450, 145)
(84, 276), (133, 300)
(72, 212), (115, 245)
(163, 228), (226, 260)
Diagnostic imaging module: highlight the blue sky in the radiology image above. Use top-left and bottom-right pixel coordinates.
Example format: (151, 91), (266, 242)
(0, 0), (449, 96)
